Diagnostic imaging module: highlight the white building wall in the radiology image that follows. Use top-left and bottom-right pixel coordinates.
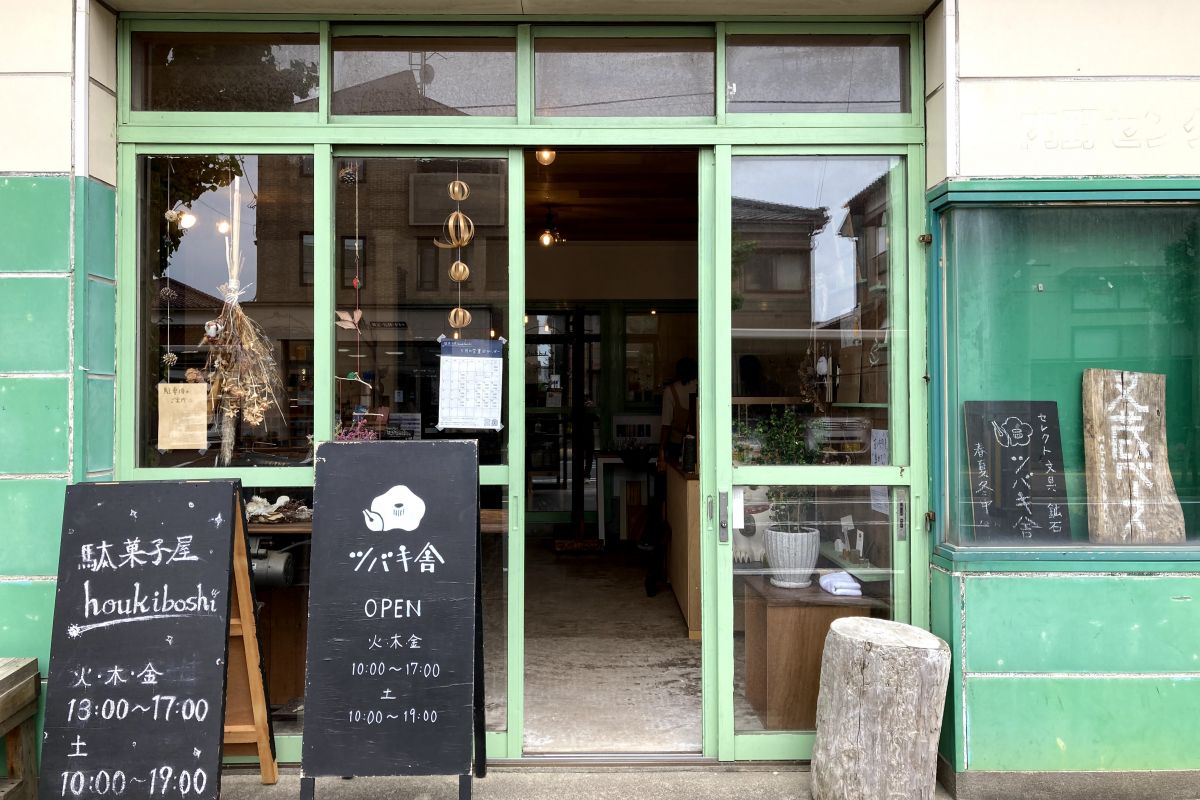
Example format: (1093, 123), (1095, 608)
(925, 0), (1200, 187)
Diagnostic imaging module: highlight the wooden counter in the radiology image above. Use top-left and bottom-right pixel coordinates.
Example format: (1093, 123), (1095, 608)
(665, 463), (701, 639)
(742, 574), (886, 730)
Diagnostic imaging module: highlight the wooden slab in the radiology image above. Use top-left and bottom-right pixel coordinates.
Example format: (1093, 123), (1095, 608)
(1082, 368), (1185, 544)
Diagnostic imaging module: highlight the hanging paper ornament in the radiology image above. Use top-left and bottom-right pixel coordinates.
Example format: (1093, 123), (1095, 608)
(448, 260), (470, 283)
(434, 210), (475, 249)
(448, 307), (473, 329)
(204, 319), (225, 339)
(447, 180), (471, 202)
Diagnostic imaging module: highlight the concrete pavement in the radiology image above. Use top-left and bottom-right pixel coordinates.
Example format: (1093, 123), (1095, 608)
(221, 767), (954, 800)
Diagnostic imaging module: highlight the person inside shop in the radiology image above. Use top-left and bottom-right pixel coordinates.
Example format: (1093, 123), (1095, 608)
(646, 357), (698, 596)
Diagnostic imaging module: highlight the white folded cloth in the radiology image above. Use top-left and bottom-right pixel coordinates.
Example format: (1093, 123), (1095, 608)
(819, 571), (862, 596)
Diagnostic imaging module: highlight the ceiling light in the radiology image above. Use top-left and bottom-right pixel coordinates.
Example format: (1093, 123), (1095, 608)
(539, 207), (563, 247)
(217, 220), (231, 234)
(179, 211), (197, 229)
(535, 148), (556, 166)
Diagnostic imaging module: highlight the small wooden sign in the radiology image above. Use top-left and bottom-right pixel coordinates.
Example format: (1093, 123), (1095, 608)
(157, 383), (208, 451)
(1082, 368), (1184, 544)
(962, 401), (1072, 544)
(303, 440), (480, 779)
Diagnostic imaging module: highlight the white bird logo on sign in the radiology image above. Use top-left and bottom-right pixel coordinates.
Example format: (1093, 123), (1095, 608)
(362, 485), (427, 532)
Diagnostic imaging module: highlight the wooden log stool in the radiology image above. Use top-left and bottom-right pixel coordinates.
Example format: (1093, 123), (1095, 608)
(0, 658), (39, 800)
(811, 618), (950, 800)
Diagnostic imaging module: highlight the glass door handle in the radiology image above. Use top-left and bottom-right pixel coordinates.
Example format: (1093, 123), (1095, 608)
(717, 491), (729, 543)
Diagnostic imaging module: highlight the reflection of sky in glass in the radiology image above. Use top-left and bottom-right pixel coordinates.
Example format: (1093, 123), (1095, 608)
(732, 157), (896, 323)
(165, 155), (260, 302)
(334, 47), (515, 114)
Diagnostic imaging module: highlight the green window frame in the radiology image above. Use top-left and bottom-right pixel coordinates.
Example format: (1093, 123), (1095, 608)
(115, 13), (926, 764)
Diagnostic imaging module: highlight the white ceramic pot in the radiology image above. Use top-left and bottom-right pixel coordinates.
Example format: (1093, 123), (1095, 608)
(764, 524), (820, 588)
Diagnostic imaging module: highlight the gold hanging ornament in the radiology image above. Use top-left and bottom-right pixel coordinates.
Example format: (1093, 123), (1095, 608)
(448, 260), (470, 283)
(448, 306), (473, 329)
(447, 179), (470, 202)
(434, 210), (475, 249)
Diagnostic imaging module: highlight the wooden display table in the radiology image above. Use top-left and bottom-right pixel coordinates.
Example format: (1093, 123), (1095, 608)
(666, 463), (701, 639)
(742, 575), (886, 731)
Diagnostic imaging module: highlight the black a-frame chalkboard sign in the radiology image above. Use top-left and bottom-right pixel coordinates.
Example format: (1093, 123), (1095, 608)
(302, 440), (485, 800)
(38, 480), (277, 800)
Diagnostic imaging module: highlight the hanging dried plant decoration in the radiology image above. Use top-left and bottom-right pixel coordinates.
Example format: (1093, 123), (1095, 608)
(448, 306), (473, 329)
(447, 179), (470, 202)
(448, 260), (470, 283)
(202, 174), (284, 466)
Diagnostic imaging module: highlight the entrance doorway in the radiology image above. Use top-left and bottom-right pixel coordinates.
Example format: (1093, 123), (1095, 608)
(520, 149), (703, 754)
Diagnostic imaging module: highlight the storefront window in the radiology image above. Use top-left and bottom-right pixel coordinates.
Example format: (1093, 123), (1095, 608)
(731, 485), (904, 732)
(332, 37), (517, 116)
(942, 204), (1200, 547)
(138, 154), (314, 468)
(131, 32), (319, 112)
(726, 34), (909, 114)
(534, 37), (715, 117)
(334, 157), (509, 464)
(731, 156), (902, 466)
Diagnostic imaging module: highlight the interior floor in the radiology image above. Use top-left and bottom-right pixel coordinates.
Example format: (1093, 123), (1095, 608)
(521, 536), (701, 753)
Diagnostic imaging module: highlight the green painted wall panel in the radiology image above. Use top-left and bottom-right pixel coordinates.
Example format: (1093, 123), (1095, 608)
(0, 480), (67, 576)
(0, 277), (70, 372)
(966, 676), (1200, 771)
(930, 567), (963, 769)
(86, 279), (117, 374)
(0, 378), (70, 474)
(0, 177), (71, 272)
(85, 377), (116, 474)
(0, 580), (56, 675)
(82, 178), (117, 280)
(965, 574), (1200, 674)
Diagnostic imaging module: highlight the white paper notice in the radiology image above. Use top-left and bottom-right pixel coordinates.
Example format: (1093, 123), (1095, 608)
(731, 486), (746, 529)
(871, 429), (890, 514)
(437, 339), (504, 431)
(157, 382), (208, 451)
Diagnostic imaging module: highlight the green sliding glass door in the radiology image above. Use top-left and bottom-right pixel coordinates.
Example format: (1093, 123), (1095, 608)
(710, 146), (927, 760)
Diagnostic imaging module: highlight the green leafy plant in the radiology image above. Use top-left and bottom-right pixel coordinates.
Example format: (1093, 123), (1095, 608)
(735, 407), (820, 526)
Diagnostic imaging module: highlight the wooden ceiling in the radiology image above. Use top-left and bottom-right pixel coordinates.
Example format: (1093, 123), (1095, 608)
(524, 148), (698, 242)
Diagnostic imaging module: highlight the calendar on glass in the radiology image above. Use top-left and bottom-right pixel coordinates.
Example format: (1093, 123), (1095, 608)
(436, 338), (504, 431)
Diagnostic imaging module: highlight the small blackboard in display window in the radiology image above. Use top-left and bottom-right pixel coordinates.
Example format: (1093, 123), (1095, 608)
(962, 400), (1072, 544)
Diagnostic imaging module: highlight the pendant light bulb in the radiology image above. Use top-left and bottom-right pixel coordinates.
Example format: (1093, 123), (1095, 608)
(217, 220), (231, 235)
(539, 229), (555, 247)
(179, 211), (197, 229)
(535, 148), (556, 166)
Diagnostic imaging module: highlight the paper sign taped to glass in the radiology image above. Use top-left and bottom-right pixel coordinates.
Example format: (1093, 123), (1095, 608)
(436, 337), (504, 431)
(157, 381), (209, 450)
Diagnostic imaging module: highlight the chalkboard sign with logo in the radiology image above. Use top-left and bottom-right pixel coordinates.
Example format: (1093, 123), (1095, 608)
(38, 481), (240, 800)
(302, 440), (481, 780)
(963, 401), (1072, 544)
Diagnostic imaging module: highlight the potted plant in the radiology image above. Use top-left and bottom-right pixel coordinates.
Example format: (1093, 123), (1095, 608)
(739, 408), (822, 588)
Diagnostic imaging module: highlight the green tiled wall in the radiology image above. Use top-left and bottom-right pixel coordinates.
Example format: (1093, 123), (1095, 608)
(0, 580), (57, 675)
(0, 378), (70, 474)
(0, 176), (115, 693)
(0, 278), (70, 372)
(0, 177), (71, 272)
(0, 479), (66, 576)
